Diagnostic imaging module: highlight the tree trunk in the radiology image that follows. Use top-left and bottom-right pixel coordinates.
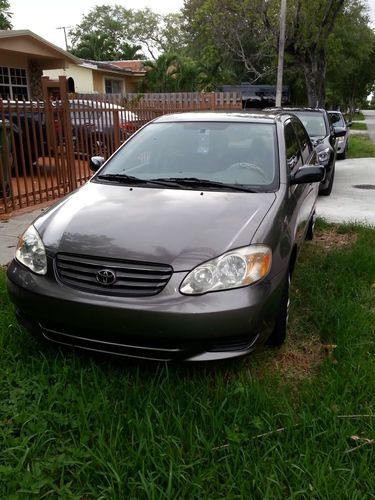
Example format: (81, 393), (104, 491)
(303, 49), (327, 108)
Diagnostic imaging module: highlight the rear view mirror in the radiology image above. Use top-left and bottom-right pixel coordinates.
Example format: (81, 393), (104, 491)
(290, 165), (325, 185)
(89, 156), (105, 172)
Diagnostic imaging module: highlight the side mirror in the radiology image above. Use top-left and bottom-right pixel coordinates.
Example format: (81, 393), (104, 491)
(333, 127), (346, 138)
(290, 165), (325, 185)
(346, 121), (352, 127)
(89, 156), (105, 172)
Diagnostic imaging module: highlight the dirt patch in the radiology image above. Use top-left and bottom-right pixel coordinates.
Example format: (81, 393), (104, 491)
(313, 228), (357, 250)
(249, 330), (328, 384)
(269, 335), (326, 381)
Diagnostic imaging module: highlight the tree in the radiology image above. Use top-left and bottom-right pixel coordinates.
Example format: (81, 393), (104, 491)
(183, 0), (347, 106)
(282, 0), (345, 106)
(69, 5), (136, 60)
(326, 0), (375, 113)
(0, 0), (12, 29)
(69, 5), (187, 61)
(183, 0), (277, 84)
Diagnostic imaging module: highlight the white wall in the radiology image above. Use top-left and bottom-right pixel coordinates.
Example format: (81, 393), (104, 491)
(43, 65), (95, 93)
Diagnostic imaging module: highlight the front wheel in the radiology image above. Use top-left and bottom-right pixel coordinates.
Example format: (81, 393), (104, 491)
(267, 273), (290, 347)
(319, 163), (335, 196)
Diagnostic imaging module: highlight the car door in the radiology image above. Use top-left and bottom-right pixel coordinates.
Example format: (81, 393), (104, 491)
(292, 118), (318, 229)
(284, 120), (310, 245)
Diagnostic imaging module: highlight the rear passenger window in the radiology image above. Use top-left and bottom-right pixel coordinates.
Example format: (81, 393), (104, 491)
(284, 122), (303, 171)
(292, 120), (312, 164)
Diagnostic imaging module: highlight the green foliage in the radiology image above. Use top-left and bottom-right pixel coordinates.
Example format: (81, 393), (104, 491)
(183, 0), (277, 84)
(0, 0), (12, 29)
(69, 5), (186, 61)
(326, 1), (375, 110)
(1, 223), (375, 496)
(68, 1), (375, 106)
(140, 53), (237, 92)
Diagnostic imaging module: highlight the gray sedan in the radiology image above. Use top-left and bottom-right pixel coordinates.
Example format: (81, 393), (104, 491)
(6, 111), (323, 362)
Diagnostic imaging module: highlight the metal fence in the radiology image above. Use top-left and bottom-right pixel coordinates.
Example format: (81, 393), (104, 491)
(0, 92), (242, 215)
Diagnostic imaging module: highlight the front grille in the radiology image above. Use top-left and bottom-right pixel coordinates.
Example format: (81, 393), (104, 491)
(55, 253), (173, 297)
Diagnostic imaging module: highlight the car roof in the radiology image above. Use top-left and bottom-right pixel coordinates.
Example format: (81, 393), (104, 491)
(266, 107), (326, 114)
(152, 110), (295, 125)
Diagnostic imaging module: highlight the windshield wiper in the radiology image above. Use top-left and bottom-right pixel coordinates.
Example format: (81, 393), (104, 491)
(151, 177), (260, 193)
(97, 173), (176, 188)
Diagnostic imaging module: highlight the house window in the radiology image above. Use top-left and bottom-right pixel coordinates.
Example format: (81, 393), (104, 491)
(0, 66), (29, 100)
(104, 78), (122, 94)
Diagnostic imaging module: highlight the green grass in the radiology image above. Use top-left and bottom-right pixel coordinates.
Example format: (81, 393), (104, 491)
(348, 134), (375, 158)
(351, 112), (365, 121)
(351, 122), (368, 131)
(1, 221), (375, 498)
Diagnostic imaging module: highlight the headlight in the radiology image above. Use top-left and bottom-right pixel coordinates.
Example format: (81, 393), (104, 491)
(180, 245), (271, 295)
(15, 225), (47, 275)
(318, 148), (330, 163)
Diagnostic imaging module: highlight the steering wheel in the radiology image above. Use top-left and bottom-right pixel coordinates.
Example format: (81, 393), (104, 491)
(227, 162), (268, 181)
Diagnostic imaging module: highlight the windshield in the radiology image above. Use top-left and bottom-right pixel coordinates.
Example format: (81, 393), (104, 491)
(97, 121), (278, 190)
(292, 112), (328, 137)
(329, 112), (345, 128)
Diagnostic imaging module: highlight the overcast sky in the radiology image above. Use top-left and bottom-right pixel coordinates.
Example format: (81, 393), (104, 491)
(10, 0), (185, 49)
(10, 0), (375, 51)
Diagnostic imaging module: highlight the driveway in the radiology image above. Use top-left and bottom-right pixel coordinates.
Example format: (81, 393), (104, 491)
(317, 157), (375, 226)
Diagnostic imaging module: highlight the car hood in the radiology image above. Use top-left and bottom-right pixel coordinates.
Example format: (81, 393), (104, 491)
(35, 182), (276, 271)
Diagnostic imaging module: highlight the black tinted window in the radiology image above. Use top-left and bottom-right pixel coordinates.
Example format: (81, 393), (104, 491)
(292, 120), (312, 163)
(284, 123), (303, 171)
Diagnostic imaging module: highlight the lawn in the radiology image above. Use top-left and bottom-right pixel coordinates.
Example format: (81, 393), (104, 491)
(348, 134), (375, 158)
(1, 222), (375, 498)
(351, 122), (368, 131)
(352, 112), (365, 121)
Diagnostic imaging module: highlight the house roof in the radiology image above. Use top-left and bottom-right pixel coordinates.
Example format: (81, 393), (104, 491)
(110, 60), (145, 72)
(81, 59), (146, 77)
(0, 29), (80, 66)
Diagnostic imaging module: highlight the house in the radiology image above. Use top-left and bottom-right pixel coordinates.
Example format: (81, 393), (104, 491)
(0, 29), (80, 100)
(44, 59), (146, 95)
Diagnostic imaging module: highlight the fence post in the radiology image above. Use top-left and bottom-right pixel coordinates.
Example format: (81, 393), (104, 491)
(112, 110), (120, 150)
(59, 78), (77, 191)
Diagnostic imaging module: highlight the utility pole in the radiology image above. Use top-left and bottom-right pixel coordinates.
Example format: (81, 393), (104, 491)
(275, 0), (287, 107)
(57, 26), (70, 51)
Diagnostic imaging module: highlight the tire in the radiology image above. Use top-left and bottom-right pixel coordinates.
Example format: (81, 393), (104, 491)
(267, 272), (290, 347)
(305, 211), (315, 241)
(319, 163), (335, 196)
(338, 145), (346, 160)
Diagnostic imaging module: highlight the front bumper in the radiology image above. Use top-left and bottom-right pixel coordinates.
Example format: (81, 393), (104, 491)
(6, 259), (286, 361)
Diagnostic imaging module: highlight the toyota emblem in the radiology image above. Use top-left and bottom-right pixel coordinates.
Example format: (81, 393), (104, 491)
(96, 269), (116, 285)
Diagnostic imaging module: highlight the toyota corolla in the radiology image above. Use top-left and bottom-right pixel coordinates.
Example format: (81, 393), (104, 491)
(6, 111), (323, 361)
